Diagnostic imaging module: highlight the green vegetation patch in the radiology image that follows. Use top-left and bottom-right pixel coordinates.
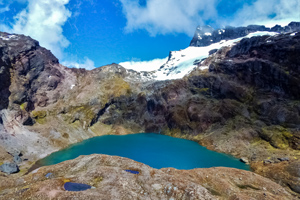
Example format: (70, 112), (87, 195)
(260, 126), (293, 149)
(31, 110), (47, 124)
(20, 102), (28, 111)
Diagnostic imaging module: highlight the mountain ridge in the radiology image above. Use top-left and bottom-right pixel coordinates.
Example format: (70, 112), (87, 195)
(190, 22), (300, 47)
(121, 22), (300, 81)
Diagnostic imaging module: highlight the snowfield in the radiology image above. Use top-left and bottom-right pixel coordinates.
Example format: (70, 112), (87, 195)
(119, 31), (278, 81)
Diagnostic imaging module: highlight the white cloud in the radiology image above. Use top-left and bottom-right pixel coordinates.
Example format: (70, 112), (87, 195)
(232, 0), (300, 27)
(120, 0), (300, 36)
(119, 0), (218, 36)
(4, 0), (71, 59)
(119, 57), (167, 71)
(62, 57), (95, 70)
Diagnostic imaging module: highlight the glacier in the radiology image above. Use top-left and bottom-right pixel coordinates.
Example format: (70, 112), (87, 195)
(119, 31), (278, 81)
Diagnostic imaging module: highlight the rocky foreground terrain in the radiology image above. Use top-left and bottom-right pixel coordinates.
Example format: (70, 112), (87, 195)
(0, 22), (300, 199)
(0, 154), (294, 199)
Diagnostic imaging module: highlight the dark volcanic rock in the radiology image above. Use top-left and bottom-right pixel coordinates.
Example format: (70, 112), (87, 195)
(22, 116), (35, 126)
(210, 32), (300, 99)
(208, 49), (218, 55)
(0, 53), (11, 110)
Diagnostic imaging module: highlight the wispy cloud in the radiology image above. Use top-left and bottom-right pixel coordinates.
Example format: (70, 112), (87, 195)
(0, 0), (14, 13)
(4, 0), (71, 59)
(119, 0), (218, 36)
(119, 57), (167, 71)
(62, 57), (95, 70)
(119, 0), (300, 36)
(232, 0), (300, 27)
(0, 5), (9, 13)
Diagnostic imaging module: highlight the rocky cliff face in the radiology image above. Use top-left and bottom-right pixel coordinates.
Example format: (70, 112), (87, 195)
(0, 25), (300, 198)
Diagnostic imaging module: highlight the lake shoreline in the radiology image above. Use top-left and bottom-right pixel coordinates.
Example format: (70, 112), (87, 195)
(33, 133), (250, 172)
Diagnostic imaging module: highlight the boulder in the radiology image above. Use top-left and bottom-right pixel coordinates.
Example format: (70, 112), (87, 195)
(13, 155), (22, 164)
(278, 157), (289, 162)
(240, 157), (249, 164)
(0, 163), (19, 174)
(263, 160), (273, 165)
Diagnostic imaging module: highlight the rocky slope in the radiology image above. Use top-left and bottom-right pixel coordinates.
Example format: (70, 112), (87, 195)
(0, 154), (294, 199)
(0, 24), (300, 198)
(0, 31), (150, 163)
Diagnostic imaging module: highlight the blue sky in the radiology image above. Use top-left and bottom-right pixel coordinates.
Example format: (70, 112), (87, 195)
(0, 0), (299, 69)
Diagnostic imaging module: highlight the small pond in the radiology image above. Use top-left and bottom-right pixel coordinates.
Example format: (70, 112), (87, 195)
(37, 133), (249, 170)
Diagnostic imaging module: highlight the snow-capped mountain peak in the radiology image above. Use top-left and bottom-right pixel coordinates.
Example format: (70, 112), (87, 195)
(119, 22), (300, 81)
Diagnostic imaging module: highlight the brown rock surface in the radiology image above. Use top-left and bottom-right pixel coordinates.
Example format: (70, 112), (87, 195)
(0, 154), (294, 200)
(252, 159), (300, 196)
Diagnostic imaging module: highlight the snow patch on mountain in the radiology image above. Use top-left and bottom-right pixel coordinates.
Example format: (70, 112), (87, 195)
(0, 34), (18, 41)
(120, 31), (278, 81)
(119, 58), (168, 72)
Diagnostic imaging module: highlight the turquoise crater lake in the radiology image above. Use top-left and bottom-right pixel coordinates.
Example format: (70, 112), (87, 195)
(38, 133), (250, 170)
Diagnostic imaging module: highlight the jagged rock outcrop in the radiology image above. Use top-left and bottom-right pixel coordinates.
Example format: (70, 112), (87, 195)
(190, 22), (300, 47)
(0, 32), (59, 109)
(0, 154), (294, 199)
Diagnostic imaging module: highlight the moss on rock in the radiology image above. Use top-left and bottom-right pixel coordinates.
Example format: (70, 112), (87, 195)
(31, 110), (47, 124)
(260, 126), (293, 149)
